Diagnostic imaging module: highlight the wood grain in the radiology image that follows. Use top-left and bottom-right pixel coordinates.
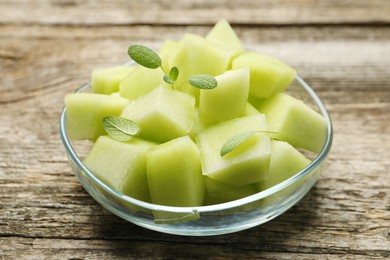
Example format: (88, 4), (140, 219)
(0, 1), (389, 259)
(1, 0), (390, 26)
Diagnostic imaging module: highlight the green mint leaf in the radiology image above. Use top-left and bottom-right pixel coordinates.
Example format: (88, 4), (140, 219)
(169, 66), (179, 82)
(220, 131), (258, 156)
(220, 130), (278, 156)
(128, 45), (161, 69)
(188, 74), (218, 89)
(103, 116), (140, 141)
(163, 67), (179, 85)
(163, 74), (174, 84)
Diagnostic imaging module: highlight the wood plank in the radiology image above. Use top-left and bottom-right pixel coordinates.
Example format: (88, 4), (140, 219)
(0, 236), (388, 259)
(1, 25), (389, 103)
(1, 0), (390, 26)
(1, 94), (388, 256)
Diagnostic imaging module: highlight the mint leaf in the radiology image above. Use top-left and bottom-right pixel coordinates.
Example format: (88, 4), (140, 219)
(128, 45), (161, 69)
(169, 66), (179, 82)
(163, 67), (179, 85)
(163, 74), (174, 84)
(220, 130), (278, 156)
(103, 116), (140, 141)
(220, 131), (258, 156)
(188, 74), (217, 89)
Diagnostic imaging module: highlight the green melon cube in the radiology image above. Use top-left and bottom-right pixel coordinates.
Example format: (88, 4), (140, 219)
(91, 66), (135, 94)
(257, 93), (327, 153)
(204, 176), (257, 205)
(110, 91), (120, 97)
(248, 94), (266, 108)
(83, 135), (155, 203)
(119, 65), (164, 100)
(188, 108), (212, 141)
(196, 115), (271, 186)
(121, 85), (195, 143)
(158, 39), (178, 72)
(232, 51), (296, 98)
(65, 93), (129, 140)
(169, 33), (230, 99)
(147, 135), (204, 207)
(206, 19), (245, 68)
(199, 67), (250, 124)
(256, 140), (311, 207)
(258, 140), (311, 191)
(243, 102), (260, 116)
(147, 136), (204, 222)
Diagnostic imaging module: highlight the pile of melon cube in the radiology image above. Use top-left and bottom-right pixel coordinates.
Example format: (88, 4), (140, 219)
(65, 20), (326, 212)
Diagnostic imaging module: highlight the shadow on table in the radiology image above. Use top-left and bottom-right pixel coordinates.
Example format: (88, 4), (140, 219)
(89, 185), (323, 257)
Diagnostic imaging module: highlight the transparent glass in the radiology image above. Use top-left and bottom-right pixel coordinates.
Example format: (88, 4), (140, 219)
(59, 75), (333, 236)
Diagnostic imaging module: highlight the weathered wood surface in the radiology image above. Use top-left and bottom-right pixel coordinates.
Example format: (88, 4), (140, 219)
(0, 1), (389, 259)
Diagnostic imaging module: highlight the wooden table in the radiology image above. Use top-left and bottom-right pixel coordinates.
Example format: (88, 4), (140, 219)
(1, 1), (389, 259)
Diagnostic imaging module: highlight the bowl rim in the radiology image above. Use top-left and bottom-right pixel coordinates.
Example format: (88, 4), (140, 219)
(59, 74), (333, 214)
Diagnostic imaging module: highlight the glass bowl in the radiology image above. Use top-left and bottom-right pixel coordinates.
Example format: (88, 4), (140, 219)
(59, 74), (333, 236)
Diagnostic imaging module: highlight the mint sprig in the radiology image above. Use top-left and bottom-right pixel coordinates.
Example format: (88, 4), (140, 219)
(128, 45), (161, 69)
(103, 116), (140, 141)
(220, 130), (278, 156)
(188, 74), (218, 89)
(169, 66), (179, 82)
(163, 67), (179, 84)
(128, 44), (217, 90)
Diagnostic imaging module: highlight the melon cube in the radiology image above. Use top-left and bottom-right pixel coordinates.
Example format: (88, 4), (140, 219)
(119, 65), (164, 100)
(110, 91), (120, 97)
(258, 140), (311, 191)
(243, 102), (260, 116)
(169, 33), (230, 99)
(199, 67), (250, 124)
(91, 66), (135, 94)
(206, 19), (245, 68)
(121, 85), (195, 143)
(196, 115), (271, 186)
(232, 51), (296, 98)
(147, 136), (204, 222)
(256, 140), (311, 206)
(83, 135), (155, 203)
(158, 39), (178, 72)
(188, 108), (212, 141)
(257, 93), (327, 153)
(147, 136), (204, 207)
(204, 176), (257, 205)
(248, 94), (266, 109)
(65, 93), (129, 140)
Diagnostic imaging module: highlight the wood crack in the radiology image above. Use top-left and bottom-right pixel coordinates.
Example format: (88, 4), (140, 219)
(2, 21), (390, 28)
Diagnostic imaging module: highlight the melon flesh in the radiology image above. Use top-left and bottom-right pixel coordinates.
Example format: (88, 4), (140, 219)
(256, 140), (311, 206)
(232, 51), (296, 98)
(196, 114), (271, 186)
(199, 67), (250, 124)
(257, 93), (327, 153)
(204, 176), (257, 205)
(243, 102), (260, 116)
(121, 85), (195, 143)
(158, 39), (178, 72)
(119, 65), (164, 100)
(91, 66), (135, 94)
(206, 19), (245, 68)
(188, 108), (212, 141)
(83, 135), (155, 203)
(65, 93), (129, 140)
(147, 136), (204, 223)
(258, 140), (311, 190)
(169, 33), (230, 100)
(147, 136), (204, 207)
